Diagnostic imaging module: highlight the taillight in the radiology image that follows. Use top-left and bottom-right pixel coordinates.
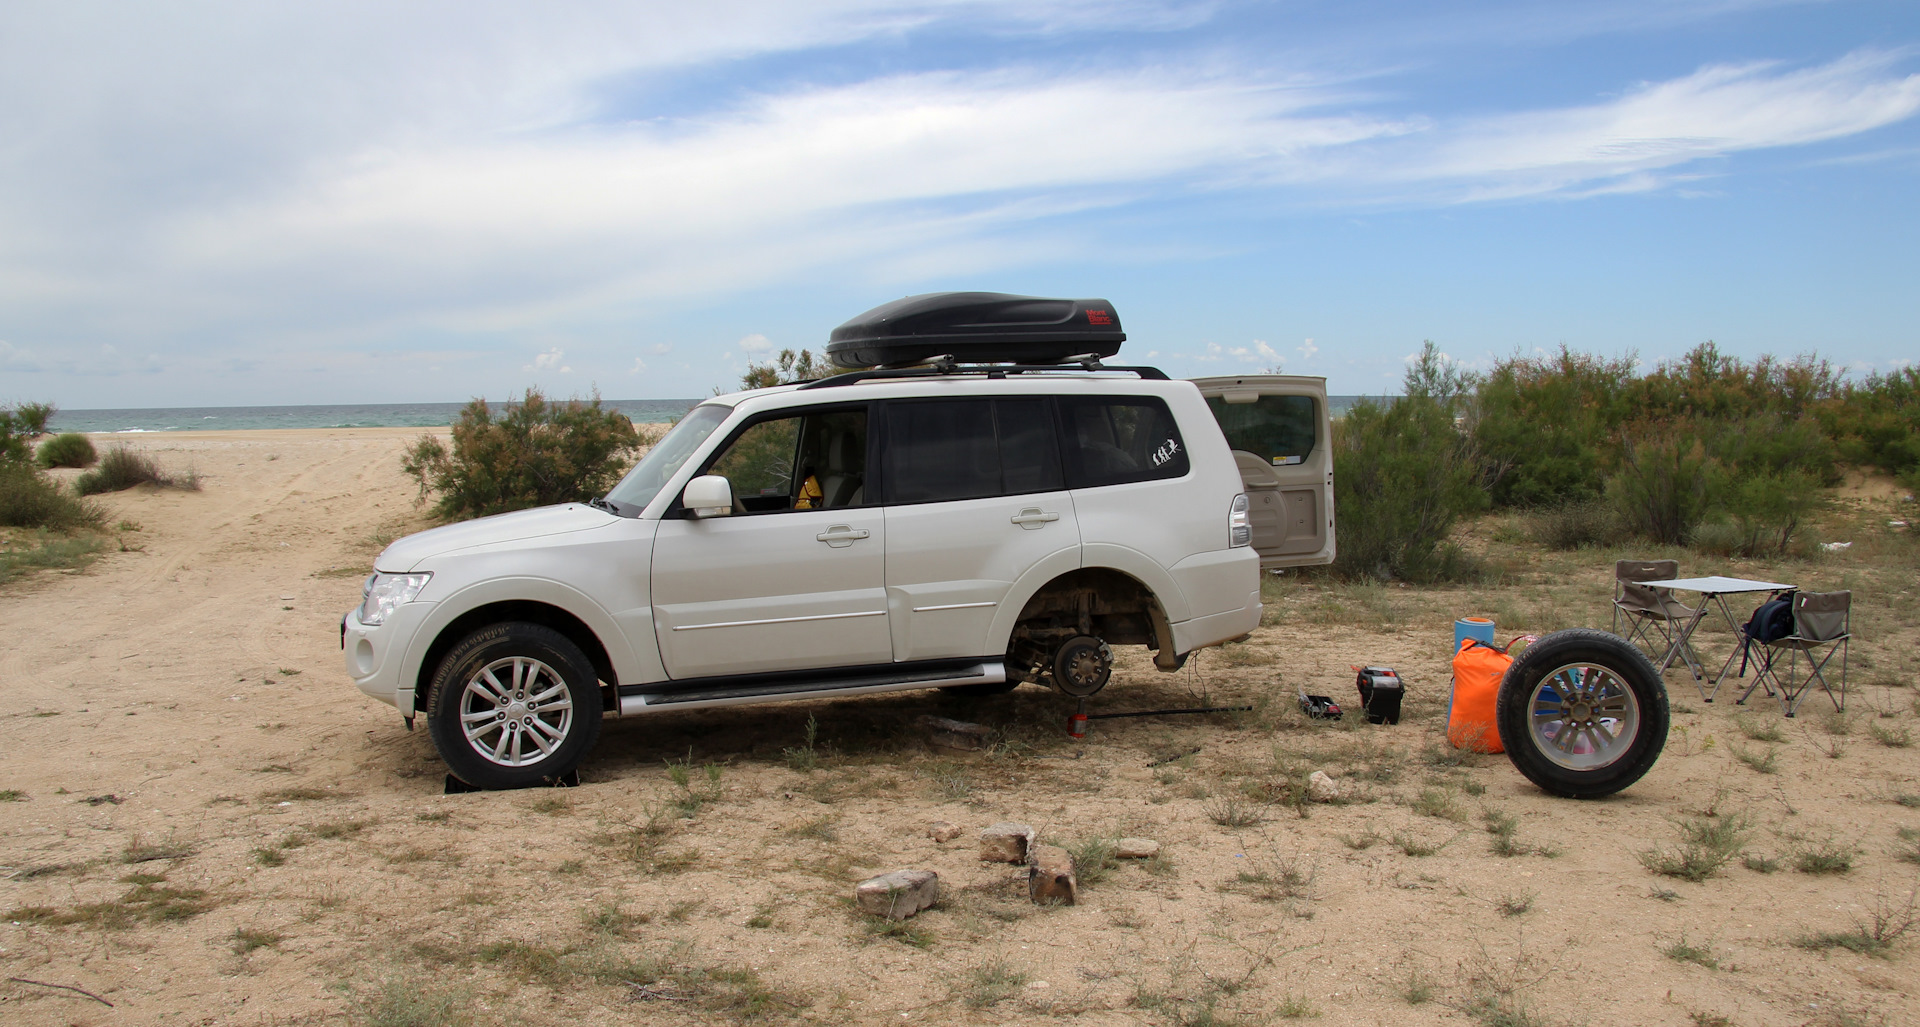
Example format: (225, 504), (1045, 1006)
(1229, 493), (1250, 547)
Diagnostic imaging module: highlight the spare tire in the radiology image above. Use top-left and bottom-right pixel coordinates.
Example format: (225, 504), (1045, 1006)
(1495, 628), (1668, 799)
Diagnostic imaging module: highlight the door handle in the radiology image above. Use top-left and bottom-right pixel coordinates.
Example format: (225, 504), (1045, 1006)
(1011, 508), (1060, 529)
(816, 525), (871, 548)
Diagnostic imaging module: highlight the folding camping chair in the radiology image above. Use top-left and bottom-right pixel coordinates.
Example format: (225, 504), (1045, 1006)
(1739, 590), (1850, 717)
(1611, 559), (1703, 675)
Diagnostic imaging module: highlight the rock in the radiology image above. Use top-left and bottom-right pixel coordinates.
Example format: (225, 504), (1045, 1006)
(917, 714), (993, 752)
(1027, 844), (1077, 905)
(854, 869), (940, 920)
(979, 822), (1036, 863)
(1307, 770), (1347, 803)
(1113, 837), (1160, 859)
(927, 821), (962, 843)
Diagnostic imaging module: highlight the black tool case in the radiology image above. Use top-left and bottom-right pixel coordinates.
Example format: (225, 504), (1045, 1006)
(1355, 667), (1403, 725)
(826, 292), (1125, 369)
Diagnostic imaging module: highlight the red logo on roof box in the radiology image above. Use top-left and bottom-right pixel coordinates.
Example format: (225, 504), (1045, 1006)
(1085, 309), (1113, 325)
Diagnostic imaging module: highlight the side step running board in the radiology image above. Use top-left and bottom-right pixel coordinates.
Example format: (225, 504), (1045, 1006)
(618, 662), (1005, 716)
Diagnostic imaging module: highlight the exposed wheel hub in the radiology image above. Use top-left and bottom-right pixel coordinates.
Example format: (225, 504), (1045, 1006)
(1051, 635), (1113, 698)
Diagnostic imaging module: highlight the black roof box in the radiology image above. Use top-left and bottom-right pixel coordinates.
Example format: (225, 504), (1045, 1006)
(826, 292), (1124, 369)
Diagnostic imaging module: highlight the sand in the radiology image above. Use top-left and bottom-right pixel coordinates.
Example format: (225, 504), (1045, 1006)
(2, 428), (1917, 1025)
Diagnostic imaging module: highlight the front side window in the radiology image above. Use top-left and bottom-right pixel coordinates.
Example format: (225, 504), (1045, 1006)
(1206, 394), (1317, 466)
(699, 407), (869, 513)
(1057, 395), (1189, 488)
(882, 398), (1065, 504)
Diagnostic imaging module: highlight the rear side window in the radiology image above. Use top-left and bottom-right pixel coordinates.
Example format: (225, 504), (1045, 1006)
(1057, 395), (1189, 488)
(882, 398), (1065, 504)
(1205, 394), (1317, 466)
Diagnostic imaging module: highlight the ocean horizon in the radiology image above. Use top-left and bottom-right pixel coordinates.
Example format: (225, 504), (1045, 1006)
(48, 394), (1373, 435)
(47, 399), (706, 434)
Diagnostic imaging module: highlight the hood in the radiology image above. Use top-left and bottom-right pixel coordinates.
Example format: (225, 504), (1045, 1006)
(377, 504), (617, 570)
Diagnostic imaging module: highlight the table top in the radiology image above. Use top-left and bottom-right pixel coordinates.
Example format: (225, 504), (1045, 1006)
(1638, 576), (1794, 594)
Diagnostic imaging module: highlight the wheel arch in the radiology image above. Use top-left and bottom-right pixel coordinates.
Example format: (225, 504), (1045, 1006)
(993, 565), (1185, 679)
(411, 596), (622, 715)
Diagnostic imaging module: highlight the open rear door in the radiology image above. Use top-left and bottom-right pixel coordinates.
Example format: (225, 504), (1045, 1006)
(1190, 375), (1335, 569)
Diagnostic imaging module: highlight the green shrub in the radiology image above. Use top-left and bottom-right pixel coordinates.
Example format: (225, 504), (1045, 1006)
(1, 402), (55, 463)
(1607, 427), (1721, 546)
(36, 433), (97, 469)
(1528, 499), (1625, 550)
(1332, 343), (1489, 582)
(402, 389), (641, 521)
(1474, 346), (1635, 507)
(75, 447), (199, 495)
(0, 460), (104, 531)
(740, 348), (832, 390)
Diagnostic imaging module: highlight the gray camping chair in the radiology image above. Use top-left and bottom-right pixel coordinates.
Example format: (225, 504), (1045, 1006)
(1611, 560), (1703, 675)
(1739, 590), (1850, 717)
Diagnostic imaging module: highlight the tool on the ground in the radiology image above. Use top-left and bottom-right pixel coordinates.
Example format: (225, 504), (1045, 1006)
(1352, 665), (1404, 725)
(1065, 703), (1254, 738)
(1297, 692), (1343, 720)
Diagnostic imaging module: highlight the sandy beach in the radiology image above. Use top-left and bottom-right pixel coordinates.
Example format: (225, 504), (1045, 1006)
(2, 428), (1917, 1026)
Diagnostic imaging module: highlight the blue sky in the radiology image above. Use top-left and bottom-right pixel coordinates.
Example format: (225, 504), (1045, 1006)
(1, 0), (1916, 407)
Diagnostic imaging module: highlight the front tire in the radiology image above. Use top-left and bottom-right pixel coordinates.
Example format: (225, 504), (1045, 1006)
(425, 622), (603, 790)
(1495, 628), (1668, 799)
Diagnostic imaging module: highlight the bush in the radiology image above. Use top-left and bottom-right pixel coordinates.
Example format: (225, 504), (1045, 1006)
(74, 447), (200, 495)
(1607, 427), (1720, 546)
(1474, 347), (1635, 508)
(36, 433), (97, 469)
(740, 348), (832, 390)
(1, 401), (55, 463)
(1331, 343), (1490, 582)
(402, 389), (641, 521)
(0, 460), (104, 530)
(1527, 499), (1624, 551)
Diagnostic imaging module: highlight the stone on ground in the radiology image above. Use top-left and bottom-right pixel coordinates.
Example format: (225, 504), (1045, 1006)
(854, 869), (940, 920)
(1114, 837), (1160, 859)
(927, 820), (962, 843)
(1308, 770), (1349, 803)
(979, 822), (1036, 862)
(1027, 844), (1077, 905)
(916, 714), (994, 752)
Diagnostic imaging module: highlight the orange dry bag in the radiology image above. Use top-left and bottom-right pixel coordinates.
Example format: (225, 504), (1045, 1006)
(1448, 638), (1510, 753)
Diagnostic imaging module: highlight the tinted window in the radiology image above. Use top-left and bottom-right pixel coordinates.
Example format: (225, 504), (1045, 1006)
(884, 400), (999, 503)
(996, 399), (1064, 495)
(882, 398), (1066, 504)
(1205, 395), (1316, 466)
(1058, 396), (1189, 488)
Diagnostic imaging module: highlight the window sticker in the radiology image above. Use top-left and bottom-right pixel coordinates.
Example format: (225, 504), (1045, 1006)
(1150, 437), (1181, 467)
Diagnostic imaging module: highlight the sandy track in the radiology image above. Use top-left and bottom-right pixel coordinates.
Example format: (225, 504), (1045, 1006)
(2, 429), (1917, 1026)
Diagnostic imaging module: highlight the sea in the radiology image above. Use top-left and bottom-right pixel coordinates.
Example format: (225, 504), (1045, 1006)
(48, 395), (1370, 434)
(47, 400), (704, 435)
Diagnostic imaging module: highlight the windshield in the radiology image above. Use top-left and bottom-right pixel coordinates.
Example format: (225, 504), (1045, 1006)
(605, 404), (732, 513)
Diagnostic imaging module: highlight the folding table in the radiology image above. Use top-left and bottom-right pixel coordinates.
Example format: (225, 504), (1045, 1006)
(1635, 576), (1794, 701)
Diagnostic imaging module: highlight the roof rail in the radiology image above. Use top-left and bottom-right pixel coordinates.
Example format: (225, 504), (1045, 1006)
(797, 354), (1169, 390)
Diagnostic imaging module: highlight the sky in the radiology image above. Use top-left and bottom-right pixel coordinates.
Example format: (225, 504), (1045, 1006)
(1, 0), (1916, 408)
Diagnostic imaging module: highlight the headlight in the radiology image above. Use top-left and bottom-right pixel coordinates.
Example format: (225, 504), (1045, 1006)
(359, 572), (431, 626)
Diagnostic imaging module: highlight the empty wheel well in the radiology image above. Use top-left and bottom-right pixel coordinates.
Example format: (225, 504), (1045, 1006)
(1006, 569), (1170, 681)
(416, 601), (618, 710)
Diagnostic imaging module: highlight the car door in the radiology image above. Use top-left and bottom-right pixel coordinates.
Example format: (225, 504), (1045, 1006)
(879, 397), (1081, 662)
(1190, 375), (1335, 568)
(650, 405), (892, 679)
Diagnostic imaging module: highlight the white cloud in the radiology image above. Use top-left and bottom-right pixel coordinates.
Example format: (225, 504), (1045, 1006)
(629, 357), (648, 374)
(1297, 338), (1318, 360)
(526, 347), (571, 373)
(737, 333), (774, 354)
(650, 343), (673, 355)
(1224, 339), (1281, 367)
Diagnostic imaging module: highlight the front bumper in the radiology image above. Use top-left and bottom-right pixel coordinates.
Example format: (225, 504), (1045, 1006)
(341, 600), (436, 710)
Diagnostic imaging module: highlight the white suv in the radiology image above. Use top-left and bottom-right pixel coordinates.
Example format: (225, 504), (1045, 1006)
(344, 294), (1334, 788)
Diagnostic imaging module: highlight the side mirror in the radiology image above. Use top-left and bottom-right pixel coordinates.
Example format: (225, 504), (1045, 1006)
(682, 474), (734, 518)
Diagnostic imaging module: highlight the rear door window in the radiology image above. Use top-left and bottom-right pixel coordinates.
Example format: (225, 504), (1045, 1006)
(881, 398), (1065, 504)
(1057, 395), (1189, 488)
(1205, 394), (1317, 466)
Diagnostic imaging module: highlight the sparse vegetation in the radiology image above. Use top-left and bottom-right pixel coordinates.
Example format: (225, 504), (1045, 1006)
(1661, 933), (1720, 969)
(1638, 812), (1752, 882)
(1792, 837), (1858, 875)
(962, 957), (1030, 1008)
(1792, 885), (1917, 957)
(1731, 743), (1778, 774)
(74, 445), (200, 495)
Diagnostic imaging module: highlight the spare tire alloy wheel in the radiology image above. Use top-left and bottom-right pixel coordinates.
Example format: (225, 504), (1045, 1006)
(1495, 628), (1668, 799)
(426, 623), (603, 790)
(1052, 635), (1113, 697)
